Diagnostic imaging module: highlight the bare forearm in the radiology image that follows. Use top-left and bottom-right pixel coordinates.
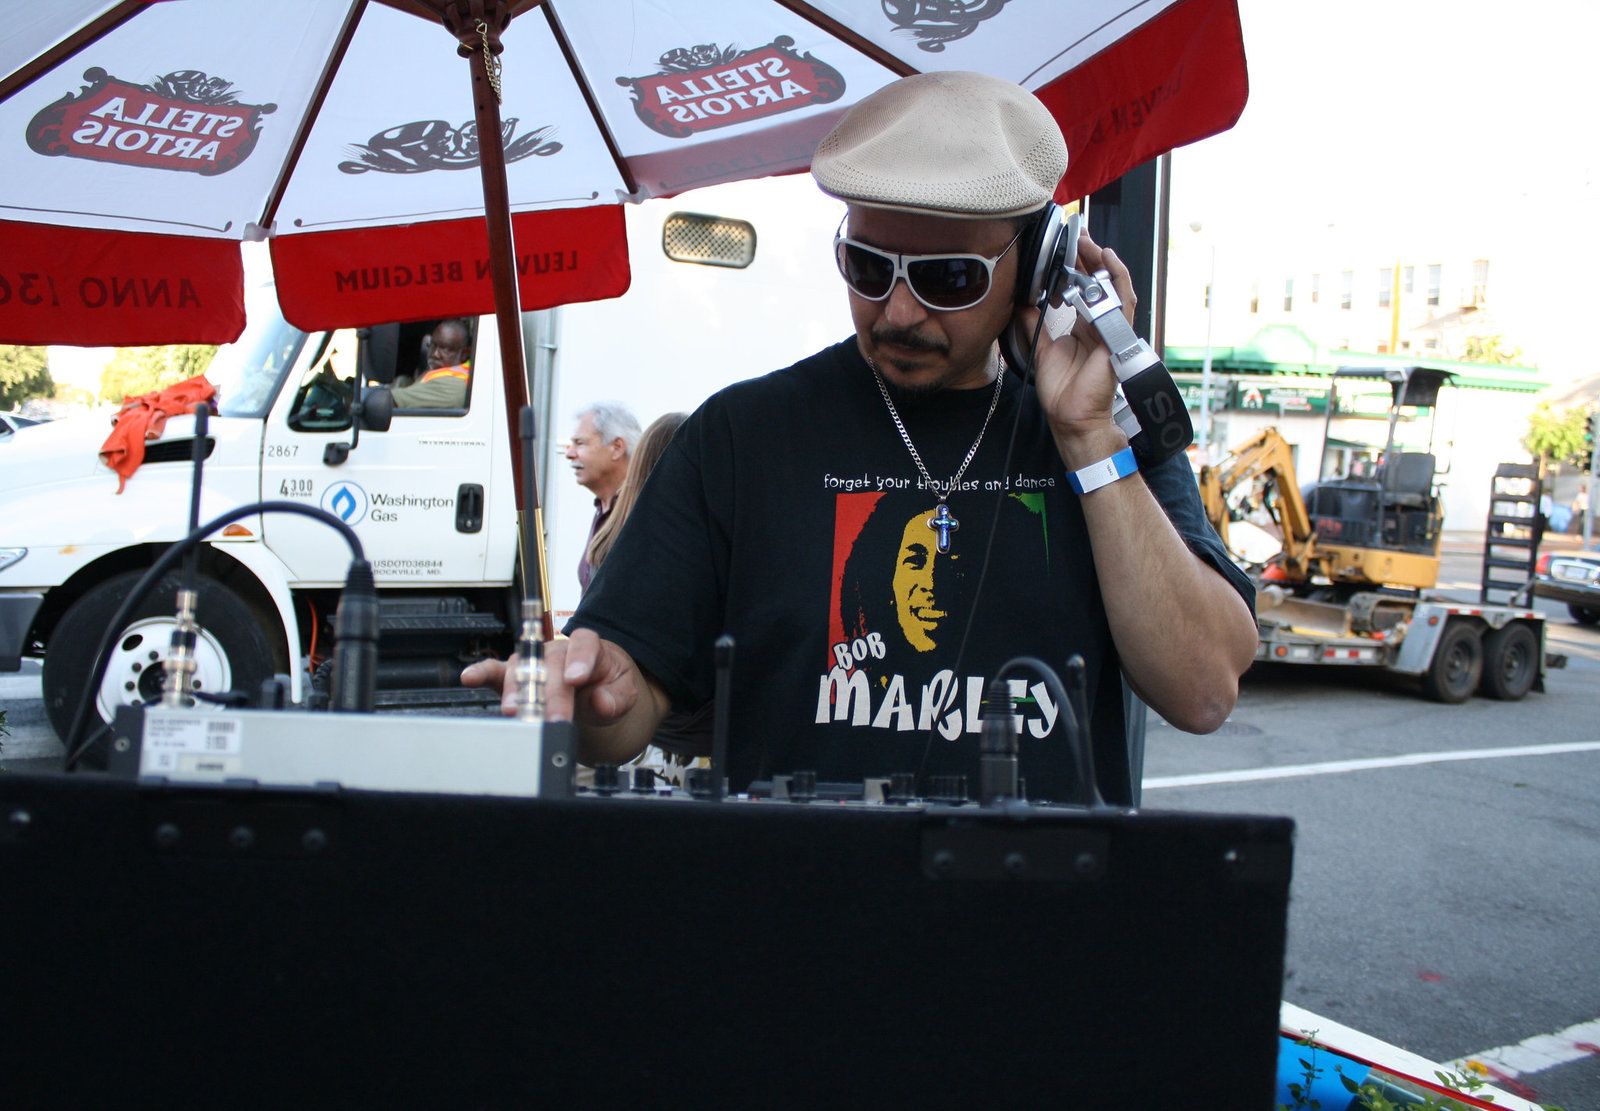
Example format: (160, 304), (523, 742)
(1065, 435), (1257, 731)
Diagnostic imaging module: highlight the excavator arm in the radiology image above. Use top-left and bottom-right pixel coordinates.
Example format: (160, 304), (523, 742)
(1198, 428), (1317, 580)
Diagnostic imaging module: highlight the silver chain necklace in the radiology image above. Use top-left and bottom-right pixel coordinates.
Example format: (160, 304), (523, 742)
(867, 349), (1006, 554)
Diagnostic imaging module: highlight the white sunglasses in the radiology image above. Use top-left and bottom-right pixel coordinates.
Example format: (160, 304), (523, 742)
(832, 217), (1025, 311)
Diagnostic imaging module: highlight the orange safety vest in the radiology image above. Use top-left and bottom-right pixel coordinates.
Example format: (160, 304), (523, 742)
(419, 365), (469, 383)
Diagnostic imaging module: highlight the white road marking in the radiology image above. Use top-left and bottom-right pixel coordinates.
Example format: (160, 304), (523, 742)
(1452, 1017), (1600, 1079)
(1144, 741), (1600, 790)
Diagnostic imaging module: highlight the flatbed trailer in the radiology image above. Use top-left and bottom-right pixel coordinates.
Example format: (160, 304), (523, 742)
(1253, 591), (1558, 702)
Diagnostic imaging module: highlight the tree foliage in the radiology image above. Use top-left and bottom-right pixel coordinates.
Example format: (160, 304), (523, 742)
(1523, 401), (1592, 467)
(1462, 334), (1524, 365)
(98, 344), (217, 404)
(0, 345), (55, 410)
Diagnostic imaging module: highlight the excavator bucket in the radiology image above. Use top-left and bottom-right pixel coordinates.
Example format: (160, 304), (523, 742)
(1255, 588), (1354, 637)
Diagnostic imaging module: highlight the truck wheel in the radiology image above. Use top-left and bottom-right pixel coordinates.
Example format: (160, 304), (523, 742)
(1570, 604), (1600, 626)
(1478, 623), (1538, 701)
(1419, 620), (1482, 703)
(42, 570), (276, 754)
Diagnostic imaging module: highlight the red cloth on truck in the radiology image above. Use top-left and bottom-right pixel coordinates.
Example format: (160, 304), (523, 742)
(99, 375), (216, 493)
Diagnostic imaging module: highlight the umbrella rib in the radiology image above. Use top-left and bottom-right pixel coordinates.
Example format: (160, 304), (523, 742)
(371, 0), (547, 19)
(0, 201), (230, 236)
(0, 0), (146, 107)
(541, 3), (637, 197)
(289, 194), (601, 231)
(1018, 0), (1162, 88)
(258, 0), (371, 234)
(772, 0), (916, 78)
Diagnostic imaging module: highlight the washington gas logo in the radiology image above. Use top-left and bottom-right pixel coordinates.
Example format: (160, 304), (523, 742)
(26, 68), (274, 175)
(321, 481), (369, 525)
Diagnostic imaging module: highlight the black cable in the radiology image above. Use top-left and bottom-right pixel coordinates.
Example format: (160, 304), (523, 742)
(329, 558), (379, 712)
(992, 654), (1100, 809)
(183, 404), (209, 587)
(915, 307), (1050, 782)
(62, 501), (365, 771)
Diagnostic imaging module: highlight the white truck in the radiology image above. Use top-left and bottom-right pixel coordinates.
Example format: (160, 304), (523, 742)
(0, 293), (548, 741)
(0, 175), (864, 747)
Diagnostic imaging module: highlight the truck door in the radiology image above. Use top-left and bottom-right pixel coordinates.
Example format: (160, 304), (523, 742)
(260, 322), (496, 586)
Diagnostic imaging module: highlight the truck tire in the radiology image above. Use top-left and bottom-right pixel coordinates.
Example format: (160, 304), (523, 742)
(1418, 620), (1482, 704)
(1478, 623), (1538, 701)
(42, 570), (276, 752)
(1570, 603), (1600, 626)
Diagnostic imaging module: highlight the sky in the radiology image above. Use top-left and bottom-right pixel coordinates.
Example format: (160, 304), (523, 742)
(1166, 0), (1599, 380)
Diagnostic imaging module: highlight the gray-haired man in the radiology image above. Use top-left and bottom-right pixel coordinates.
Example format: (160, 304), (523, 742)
(567, 402), (641, 594)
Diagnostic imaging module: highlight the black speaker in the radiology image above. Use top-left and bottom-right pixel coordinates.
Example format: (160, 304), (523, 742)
(1, 773), (1292, 1108)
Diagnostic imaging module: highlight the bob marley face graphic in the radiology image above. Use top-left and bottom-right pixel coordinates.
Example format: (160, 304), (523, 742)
(840, 495), (975, 669)
(838, 490), (1051, 677)
(893, 507), (956, 651)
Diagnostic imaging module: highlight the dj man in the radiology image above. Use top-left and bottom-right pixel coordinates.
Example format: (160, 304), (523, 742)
(466, 71), (1256, 804)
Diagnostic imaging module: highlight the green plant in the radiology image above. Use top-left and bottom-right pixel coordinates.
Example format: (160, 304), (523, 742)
(1462, 335), (1525, 366)
(1343, 1060), (1566, 1111)
(1279, 1034), (1326, 1110)
(1523, 401), (1593, 470)
(0, 345), (54, 409)
(98, 343), (218, 404)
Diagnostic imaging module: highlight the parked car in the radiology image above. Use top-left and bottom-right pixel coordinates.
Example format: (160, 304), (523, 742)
(0, 412), (41, 436)
(1533, 545), (1600, 625)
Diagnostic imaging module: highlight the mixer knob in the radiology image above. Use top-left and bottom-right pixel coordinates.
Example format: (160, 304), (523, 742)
(888, 772), (918, 804)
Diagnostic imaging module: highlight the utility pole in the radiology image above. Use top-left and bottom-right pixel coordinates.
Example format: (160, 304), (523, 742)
(1586, 410), (1597, 548)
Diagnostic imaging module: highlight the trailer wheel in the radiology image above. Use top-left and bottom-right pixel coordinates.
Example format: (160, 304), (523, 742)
(42, 570), (276, 762)
(1570, 604), (1600, 626)
(1478, 623), (1538, 701)
(1419, 620), (1482, 703)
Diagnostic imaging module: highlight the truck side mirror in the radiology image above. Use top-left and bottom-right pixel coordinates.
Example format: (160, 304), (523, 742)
(358, 325), (400, 385)
(324, 380), (393, 465)
(360, 386), (393, 432)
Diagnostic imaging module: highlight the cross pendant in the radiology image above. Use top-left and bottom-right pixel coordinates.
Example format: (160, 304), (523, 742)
(926, 502), (959, 553)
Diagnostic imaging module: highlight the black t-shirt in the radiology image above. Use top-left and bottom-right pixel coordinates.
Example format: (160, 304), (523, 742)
(571, 338), (1252, 804)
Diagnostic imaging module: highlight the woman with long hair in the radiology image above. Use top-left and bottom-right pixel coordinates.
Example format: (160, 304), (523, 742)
(584, 411), (687, 576)
(578, 410), (710, 771)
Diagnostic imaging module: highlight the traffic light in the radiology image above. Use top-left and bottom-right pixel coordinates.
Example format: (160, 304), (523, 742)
(1584, 409), (1598, 472)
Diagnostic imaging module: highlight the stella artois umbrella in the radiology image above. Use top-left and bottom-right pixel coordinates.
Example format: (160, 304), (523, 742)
(0, 0), (1247, 350)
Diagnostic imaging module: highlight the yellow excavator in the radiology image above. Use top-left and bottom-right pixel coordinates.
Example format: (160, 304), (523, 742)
(1197, 366), (1450, 596)
(1195, 367), (1552, 704)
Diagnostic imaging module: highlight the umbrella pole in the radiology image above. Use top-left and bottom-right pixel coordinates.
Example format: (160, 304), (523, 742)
(450, 7), (554, 641)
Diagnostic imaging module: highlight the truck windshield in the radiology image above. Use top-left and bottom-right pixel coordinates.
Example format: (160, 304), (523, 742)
(208, 284), (308, 419)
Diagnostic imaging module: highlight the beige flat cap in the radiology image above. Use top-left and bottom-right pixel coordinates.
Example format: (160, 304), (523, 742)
(811, 71), (1068, 218)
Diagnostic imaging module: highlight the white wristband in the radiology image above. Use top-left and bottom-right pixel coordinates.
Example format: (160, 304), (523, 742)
(1068, 445), (1138, 494)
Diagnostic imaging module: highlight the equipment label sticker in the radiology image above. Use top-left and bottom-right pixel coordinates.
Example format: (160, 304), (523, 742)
(141, 714), (242, 772)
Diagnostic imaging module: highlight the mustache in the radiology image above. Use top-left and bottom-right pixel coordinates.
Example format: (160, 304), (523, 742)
(871, 326), (948, 355)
